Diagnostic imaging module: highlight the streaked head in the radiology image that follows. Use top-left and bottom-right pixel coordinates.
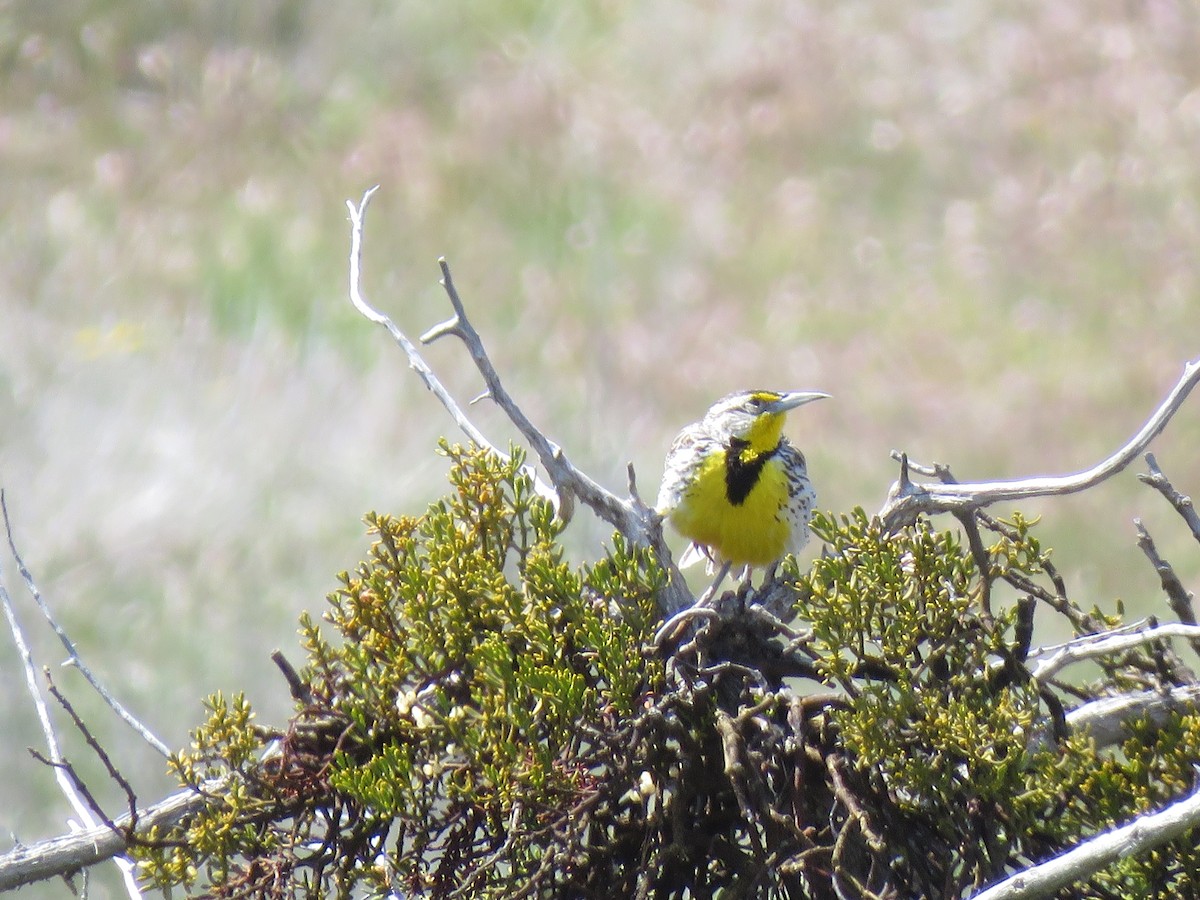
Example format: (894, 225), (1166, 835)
(703, 389), (829, 451)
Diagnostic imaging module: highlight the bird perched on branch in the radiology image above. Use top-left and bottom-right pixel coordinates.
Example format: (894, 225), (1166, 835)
(656, 390), (829, 579)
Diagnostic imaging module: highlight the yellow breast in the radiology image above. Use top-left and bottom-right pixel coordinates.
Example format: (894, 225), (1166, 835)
(665, 450), (794, 567)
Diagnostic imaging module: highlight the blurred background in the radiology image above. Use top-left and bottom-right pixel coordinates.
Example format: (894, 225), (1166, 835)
(2, 2), (1199, 895)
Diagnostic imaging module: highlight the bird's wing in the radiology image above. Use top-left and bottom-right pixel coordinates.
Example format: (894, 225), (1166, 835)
(655, 424), (717, 513)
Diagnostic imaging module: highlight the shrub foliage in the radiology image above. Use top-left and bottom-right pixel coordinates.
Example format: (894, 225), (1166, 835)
(138, 444), (1200, 899)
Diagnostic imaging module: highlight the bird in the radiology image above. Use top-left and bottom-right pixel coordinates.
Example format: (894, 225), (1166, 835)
(656, 390), (829, 581)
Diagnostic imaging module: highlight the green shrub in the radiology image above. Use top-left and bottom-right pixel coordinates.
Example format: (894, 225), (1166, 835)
(138, 447), (1200, 899)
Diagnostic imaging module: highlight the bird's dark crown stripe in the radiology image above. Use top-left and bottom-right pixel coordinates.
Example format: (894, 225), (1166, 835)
(725, 439), (777, 505)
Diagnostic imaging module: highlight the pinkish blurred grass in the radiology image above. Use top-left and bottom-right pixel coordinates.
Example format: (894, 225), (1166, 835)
(2, 2), (1200, 891)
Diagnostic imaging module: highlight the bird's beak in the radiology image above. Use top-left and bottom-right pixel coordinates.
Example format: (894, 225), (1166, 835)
(768, 391), (831, 413)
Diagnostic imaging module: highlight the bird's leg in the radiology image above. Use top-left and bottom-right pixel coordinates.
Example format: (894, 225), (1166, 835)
(762, 560), (780, 586)
(698, 561), (733, 605)
(735, 565), (755, 608)
(651, 562), (733, 653)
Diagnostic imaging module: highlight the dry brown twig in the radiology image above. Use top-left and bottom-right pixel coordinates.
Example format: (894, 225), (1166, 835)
(1140, 452), (1200, 544)
(1134, 520), (1195, 621)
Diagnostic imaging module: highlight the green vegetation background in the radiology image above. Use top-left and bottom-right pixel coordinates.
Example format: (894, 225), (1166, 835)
(1, 3), (1198, 896)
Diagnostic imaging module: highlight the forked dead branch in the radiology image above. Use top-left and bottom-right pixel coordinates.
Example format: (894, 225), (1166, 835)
(345, 186), (691, 614)
(880, 358), (1200, 530)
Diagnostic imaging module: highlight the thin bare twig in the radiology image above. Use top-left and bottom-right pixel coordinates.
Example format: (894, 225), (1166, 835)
(28, 749), (118, 837)
(449, 802), (525, 899)
(427, 257), (639, 530)
(826, 755), (885, 853)
(0, 524), (142, 896)
(652, 606), (723, 649)
(714, 710), (767, 857)
(1140, 452), (1200, 544)
(45, 672), (141, 825)
(1134, 520), (1198, 626)
(2, 492), (170, 758)
(880, 358), (1200, 529)
(271, 649), (313, 705)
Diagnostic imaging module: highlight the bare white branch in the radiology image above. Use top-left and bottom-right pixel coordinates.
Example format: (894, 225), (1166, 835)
(428, 257), (655, 540)
(1065, 684), (1200, 749)
(1031, 623), (1200, 683)
(345, 188), (518, 472)
(968, 780), (1200, 900)
(880, 358), (1200, 529)
(0, 780), (219, 892)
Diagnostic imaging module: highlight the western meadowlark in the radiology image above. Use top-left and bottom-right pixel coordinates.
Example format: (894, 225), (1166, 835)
(656, 390), (829, 574)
